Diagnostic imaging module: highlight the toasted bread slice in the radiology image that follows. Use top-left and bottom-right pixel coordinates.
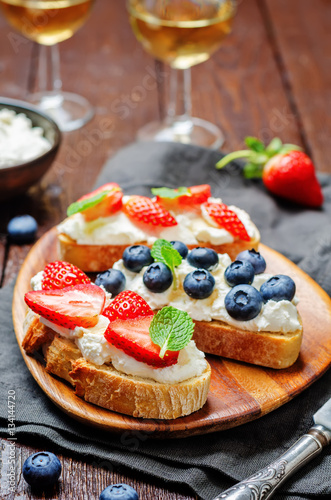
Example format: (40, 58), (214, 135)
(192, 318), (303, 369)
(23, 314), (211, 419)
(57, 231), (260, 272)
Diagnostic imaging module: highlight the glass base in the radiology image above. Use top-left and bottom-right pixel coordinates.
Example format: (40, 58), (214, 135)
(136, 117), (225, 149)
(29, 91), (94, 132)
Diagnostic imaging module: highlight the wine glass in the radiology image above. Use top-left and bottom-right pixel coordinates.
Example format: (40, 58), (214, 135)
(127, 0), (236, 149)
(0, 0), (95, 132)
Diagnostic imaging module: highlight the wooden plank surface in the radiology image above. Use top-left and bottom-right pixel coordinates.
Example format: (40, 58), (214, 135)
(0, 0), (330, 498)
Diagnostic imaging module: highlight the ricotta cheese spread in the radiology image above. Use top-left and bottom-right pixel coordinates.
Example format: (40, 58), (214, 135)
(113, 254), (302, 334)
(0, 108), (51, 167)
(33, 303), (207, 384)
(57, 196), (258, 246)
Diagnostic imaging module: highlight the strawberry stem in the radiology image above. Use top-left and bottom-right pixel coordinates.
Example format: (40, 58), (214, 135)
(216, 150), (254, 169)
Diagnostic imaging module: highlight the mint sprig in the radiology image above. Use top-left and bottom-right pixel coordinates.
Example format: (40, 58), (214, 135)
(149, 306), (194, 358)
(151, 239), (182, 289)
(67, 190), (109, 217)
(151, 186), (190, 199)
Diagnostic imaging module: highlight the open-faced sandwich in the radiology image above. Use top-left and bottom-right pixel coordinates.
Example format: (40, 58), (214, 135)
(93, 240), (303, 369)
(22, 262), (211, 419)
(57, 183), (260, 272)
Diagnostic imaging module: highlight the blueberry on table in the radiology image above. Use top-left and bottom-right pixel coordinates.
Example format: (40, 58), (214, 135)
(225, 284), (263, 321)
(95, 269), (126, 296)
(236, 248), (266, 274)
(170, 240), (188, 258)
(99, 483), (139, 500)
(122, 245), (153, 272)
(22, 451), (61, 488)
(143, 262), (173, 292)
(224, 260), (255, 287)
(260, 274), (296, 302)
(7, 215), (38, 244)
(183, 269), (215, 299)
(187, 247), (219, 271)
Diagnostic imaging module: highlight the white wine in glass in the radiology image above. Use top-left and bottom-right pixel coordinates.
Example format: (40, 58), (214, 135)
(0, 0), (95, 131)
(128, 0), (236, 148)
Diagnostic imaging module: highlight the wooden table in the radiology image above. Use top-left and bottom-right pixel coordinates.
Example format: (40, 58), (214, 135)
(1, 0), (331, 498)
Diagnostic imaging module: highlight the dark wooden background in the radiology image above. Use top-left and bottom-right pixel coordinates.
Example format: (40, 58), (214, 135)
(1, 0), (331, 498)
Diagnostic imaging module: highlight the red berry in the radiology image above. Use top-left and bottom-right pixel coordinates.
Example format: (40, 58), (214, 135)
(102, 290), (153, 321)
(156, 184), (211, 212)
(123, 196), (177, 227)
(263, 151), (323, 208)
(179, 184), (211, 208)
(25, 284), (106, 329)
(42, 261), (90, 290)
(103, 291), (179, 368)
(68, 183), (123, 221)
(202, 202), (251, 241)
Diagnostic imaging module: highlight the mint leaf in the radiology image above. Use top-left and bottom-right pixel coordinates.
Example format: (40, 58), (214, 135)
(245, 137), (265, 152)
(149, 306), (195, 358)
(151, 186), (189, 199)
(151, 239), (182, 289)
(67, 190), (109, 217)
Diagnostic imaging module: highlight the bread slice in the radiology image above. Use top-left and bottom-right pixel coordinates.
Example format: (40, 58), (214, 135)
(57, 231), (260, 272)
(23, 314), (211, 419)
(192, 318), (303, 369)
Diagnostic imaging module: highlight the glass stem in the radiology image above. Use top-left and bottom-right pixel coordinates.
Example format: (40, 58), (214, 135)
(36, 44), (63, 107)
(167, 67), (192, 125)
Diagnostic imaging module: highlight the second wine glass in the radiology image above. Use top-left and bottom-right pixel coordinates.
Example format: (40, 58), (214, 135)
(0, 0), (95, 132)
(128, 0), (236, 149)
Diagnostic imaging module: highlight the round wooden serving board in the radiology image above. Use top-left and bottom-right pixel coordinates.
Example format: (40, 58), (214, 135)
(13, 228), (331, 438)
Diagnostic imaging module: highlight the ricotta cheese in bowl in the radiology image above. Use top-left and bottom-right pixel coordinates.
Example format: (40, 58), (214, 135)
(0, 108), (51, 167)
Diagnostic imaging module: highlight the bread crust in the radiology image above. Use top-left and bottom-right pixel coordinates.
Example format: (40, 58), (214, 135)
(57, 230), (260, 272)
(22, 315), (211, 419)
(192, 318), (303, 369)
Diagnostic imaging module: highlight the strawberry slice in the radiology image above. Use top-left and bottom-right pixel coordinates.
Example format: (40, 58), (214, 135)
(67, 183), (123, 221)
(123, 195), (177, 227)
(152, 184), (211, 212)
(103, 291), (179, 368)
(42, 261), (91, 290)
(103, 290), (154, 320)
(25, 284), (106, 329)
(202, 201), (251, 241)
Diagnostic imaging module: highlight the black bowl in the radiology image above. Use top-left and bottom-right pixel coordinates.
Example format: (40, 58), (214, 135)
(0, 97), (62, 200)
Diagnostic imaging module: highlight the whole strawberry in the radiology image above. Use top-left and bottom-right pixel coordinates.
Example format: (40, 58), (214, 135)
(216, 137), (323, 208)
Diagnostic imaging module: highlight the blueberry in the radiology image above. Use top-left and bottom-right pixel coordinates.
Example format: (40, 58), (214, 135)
(143, 262), (173, 292)
(95, 269), (126, 296)
(260, 274), (296, 302)
(122, 245), (153, 273)
(7, 215), (38, 244)
(99, 483), (139, 500)
(224, 260), (255, 287)
(225, 284), (263, 321)
(170, 240), (188, 258)
(22, 451), (61, 488)
(187, 247), (219, 271)
(183, 269), (215, 299)
(236, 249), (266, 274)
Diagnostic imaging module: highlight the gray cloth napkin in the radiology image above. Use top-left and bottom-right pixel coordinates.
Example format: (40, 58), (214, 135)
(1, 142), (331, 500)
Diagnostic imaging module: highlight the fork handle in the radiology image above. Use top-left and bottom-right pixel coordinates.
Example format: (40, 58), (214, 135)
(212, 425), (331, 500)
